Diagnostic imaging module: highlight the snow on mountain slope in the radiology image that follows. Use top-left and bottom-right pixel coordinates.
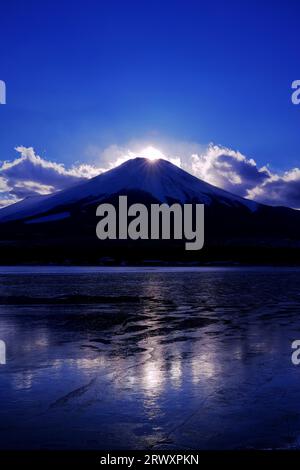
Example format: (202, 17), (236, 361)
(0, 157), (258, 222)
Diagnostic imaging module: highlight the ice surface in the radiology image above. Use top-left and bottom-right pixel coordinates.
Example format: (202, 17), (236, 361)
(0, 267), (299, 450)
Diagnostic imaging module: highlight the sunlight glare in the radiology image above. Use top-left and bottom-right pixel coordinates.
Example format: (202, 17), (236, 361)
(139, 146), (164, 161)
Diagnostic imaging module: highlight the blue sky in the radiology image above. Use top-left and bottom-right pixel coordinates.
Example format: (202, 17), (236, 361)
(1, 0), (300, 207)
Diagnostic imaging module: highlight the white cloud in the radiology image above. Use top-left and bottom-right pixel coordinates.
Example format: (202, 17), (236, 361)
(0, 195), (19, 209)
(0, 147), (101, 208)
(247, 167), (300, 208)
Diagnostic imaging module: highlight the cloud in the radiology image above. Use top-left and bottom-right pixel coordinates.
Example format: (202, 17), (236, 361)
(1, 141), (300, 209)
(247, 168), (300, 209)
(185, 144), (271, 195)
(0, 147), (100, 208)
(185, 144), (300, 208)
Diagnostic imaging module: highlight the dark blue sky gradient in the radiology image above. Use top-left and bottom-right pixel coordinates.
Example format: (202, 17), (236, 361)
(0, 0), (300, 169)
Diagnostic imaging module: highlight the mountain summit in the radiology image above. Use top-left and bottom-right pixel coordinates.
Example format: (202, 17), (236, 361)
(0, 157), (257, 223)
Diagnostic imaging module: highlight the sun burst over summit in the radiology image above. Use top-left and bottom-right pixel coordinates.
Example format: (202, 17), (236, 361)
(139, 146), (165, 161)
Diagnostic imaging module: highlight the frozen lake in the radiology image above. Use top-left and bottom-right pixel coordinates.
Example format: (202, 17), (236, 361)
(0, 267), (300, 450)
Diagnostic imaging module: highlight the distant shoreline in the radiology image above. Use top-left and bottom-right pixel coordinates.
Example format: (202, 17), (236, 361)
(0, 265), (300, 274)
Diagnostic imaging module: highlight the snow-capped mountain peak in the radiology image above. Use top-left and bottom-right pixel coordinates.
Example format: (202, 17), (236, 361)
(0, 157), (258, 223)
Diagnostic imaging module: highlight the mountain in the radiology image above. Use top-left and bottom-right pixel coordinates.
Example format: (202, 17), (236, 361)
(0, 157), (257, 223)
(0, 157), (300, 265)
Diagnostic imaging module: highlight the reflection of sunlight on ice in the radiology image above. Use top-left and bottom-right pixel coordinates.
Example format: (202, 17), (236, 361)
(13, 356), (107, 391)
(191, 352), (216, 383)
(142, 358), (165, 396)
(74, 357), (106, 369)
(35, 337), (49, 348)
(23, 332), (49, 351)
(233, 343), (243, 360)
(126, 374), (136, 387)
(140, 279), (165, 305)
(13, 371), (34, 390)
(51, 356), (106, 374)
(170, 359), (182, 388)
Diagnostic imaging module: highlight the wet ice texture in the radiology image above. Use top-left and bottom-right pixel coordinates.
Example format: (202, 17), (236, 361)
(0, 267), (300, 450)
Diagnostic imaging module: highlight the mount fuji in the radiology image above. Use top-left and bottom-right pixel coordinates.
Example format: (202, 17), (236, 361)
(0, 157), (299, 264)
(0, 157), (257, 223)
